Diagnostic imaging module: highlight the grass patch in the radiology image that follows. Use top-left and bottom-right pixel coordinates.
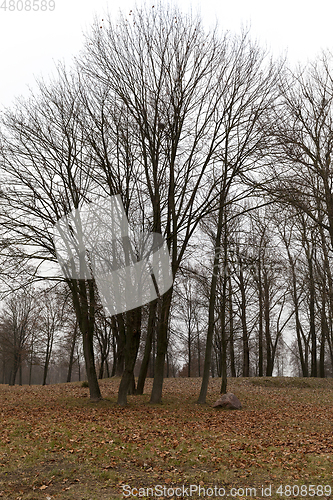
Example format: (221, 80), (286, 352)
(250, 376), (333, 388)
(0, 377), (332, 498)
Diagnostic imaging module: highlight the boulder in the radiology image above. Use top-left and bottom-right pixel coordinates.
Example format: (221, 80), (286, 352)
(213, 392), (242, 410)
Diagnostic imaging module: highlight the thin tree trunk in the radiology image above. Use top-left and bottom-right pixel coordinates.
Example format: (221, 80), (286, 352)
(188, 331), (191, 377)
(258, 257), (264, 376)
(77, 346), (81, 382)
(290, 256), (308, 376)
(151, 329), (155, 378)
(29, 338), (33, 385)
(110, 316), (117, 377)
(43, 335), (53, 386)
(239, 257), (250, 377)
(220, 222), (228, 395)
(320, 292), (327, 378)
(308, 256), (317, 377)
(196, 318), (201, 378)
(67, 322), (78, 383)
(318, 219), (333, 372)
(111, 337), (117, 377)
(166, 350), (170, 378)
(228, 275), (236, 378)
(19, 354), (22, 386)
(1, 358), (5, 384)
(264, 274), (273, 376)
(198, 190), (225, 404)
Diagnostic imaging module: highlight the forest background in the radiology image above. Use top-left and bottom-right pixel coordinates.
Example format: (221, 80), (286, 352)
(0, 3), (333, 407)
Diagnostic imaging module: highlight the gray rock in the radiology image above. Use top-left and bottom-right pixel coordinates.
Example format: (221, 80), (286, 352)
(213, 392), (242, 410)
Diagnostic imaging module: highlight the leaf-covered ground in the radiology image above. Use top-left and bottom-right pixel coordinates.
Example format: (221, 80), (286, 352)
(0, 377), (333, 499)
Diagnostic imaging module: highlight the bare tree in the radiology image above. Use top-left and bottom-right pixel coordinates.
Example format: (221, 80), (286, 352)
(0, 70), (102, 399)
(39, 286), (69, 385)
(0, 288), (40, 385)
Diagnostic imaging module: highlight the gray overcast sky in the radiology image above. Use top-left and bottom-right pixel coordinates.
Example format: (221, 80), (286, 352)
(0, 0), (333, 108)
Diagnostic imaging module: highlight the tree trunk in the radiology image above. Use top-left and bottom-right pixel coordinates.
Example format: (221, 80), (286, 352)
(43, 335), (53, 386)
(320, 293), (327, 378)
(137, 299), (157, 395)
(198, 190), (225, 404)
(220, 223), (228, 395)
(318, 219), (333, 374)
(150, 326), (156, 378)
(127, 371), (136, 395)
(188, 330), (191, 377)
(42, 356), (50, 386)
(264, 274), (273, 376)
(110, 316), (117, 377)
(115, 313), (126, 377)
(239, 258), (250, 377)
(82, 326), (101, 400)
(74, 279), (102, 400)
(150, 286), (173, 404)
(117, 306), (142, 406)
(220, 300), (227, 394)
(287, 250), (308, 377)
(258, 258), (264, 376)
(308, 256), (317, 377)
(111, 337), (117, 377)
(196, 317), (201, 377)
(228, 275), (236, 378)
(66, 322), (78, 383)
(77, 346), (81, 382)
(166, 350), (170, 378)
(1, 358), (5, 384)
(98, 358), (105, 380)
(29, 340), (33, 385)
(10, 351), (19, 386)
(19, 354), (22, 386)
